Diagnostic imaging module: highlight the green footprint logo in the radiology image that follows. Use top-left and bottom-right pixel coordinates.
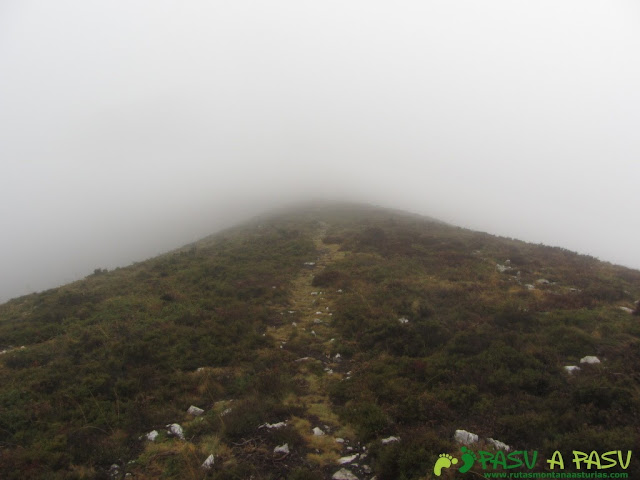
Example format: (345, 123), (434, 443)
(459, 446), (477, 473)
(433, 453), (458, 476)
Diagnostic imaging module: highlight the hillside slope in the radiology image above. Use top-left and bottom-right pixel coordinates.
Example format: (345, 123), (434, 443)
(1, 204), (639, 479)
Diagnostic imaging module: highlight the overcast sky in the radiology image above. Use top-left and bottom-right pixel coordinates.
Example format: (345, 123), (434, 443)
(1, 1), (639, 303)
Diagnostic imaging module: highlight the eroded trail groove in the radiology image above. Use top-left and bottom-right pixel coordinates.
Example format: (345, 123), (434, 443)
(266, 225), (372, 477)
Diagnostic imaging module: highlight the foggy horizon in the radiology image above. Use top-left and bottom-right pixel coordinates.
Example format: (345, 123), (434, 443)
(2, 1), (639, 304)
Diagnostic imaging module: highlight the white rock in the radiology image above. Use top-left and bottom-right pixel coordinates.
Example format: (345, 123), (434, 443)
(564, 365), (581, 374)
(260, 421), (286, 429)
(311, 330), (317, 336)
(335, 437), (345, 443)
(274, 443), (290, 454)
(313, 427), (325, 436)
(146, 430), (158, 441)
(109, 464), (120, 479)
(488, 438), (511, 451)
(288, 311), (296, 314)
(619, 307), (634, 314)
(187, 405), (204, 416)
(220, 408), (232, 416)
(304, 262), (316, 266)
(314, 319), (323, 324)
(295, 357), (311, 362)
(335, 353), (342, 359)
(292, 322), (297, 327)
(201, 454), (215, 470)
(338, 454), (358, 464)
(166, 423), (185, 440)
(362, 465), (372, 474)
(580, 356), (601, 364)
(454, 430), (478, 445)
(536, 279), (550, 285)
(311, 292), (319, 296)
(316, 311), (323, 315)
(337, 289), (343, 293)
(332, 468), (359, 480)
(525, 284), (535, 290)
(398, 317), (409, 324)
(381, 436), (400, 445)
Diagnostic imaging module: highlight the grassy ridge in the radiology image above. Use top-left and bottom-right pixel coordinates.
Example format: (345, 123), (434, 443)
(1, 204), (639, 479)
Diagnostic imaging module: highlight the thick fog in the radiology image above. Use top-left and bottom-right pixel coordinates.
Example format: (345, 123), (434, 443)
(1, 1), (639, 303)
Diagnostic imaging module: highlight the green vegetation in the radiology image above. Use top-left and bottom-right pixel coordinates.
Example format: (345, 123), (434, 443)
(1, 204), (639, 479)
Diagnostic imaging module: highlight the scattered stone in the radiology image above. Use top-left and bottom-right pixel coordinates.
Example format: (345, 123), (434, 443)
(488, 438), (511, 451)
(337, 289), (343, 293)
(362, 465), (372, 474)
(288, 311), (295, 314)
(220, 408), (232, 416)
(316, 311), (323, 315)
(187, 405), (204, 416)
(313, 427), (325, 436)
(332, 468), (359, 480)
(166, 423), (185, 440)
(335, 353), (342, 360)
(381, 436), (400, 445)
(292, 322), (297, 327)
(564, 366), (580, 374)
(304, 262), (316, 266)
(525, 284), (535, 290)
(454, 430), (478, 445)
(398, 317), (409, 324)
(335, 438), (345, 444)
(580, 356), (601, 364)
(109, 464), (121, 479)
(536, 279), (550, 285)
(260, 421), (286, 429)
(295, 357), (311, 362)
(274, 443), (290, 454)
(496, 263), (510, 273)
(145, 430), (158, 441)
(338, 454), (358, 464)
(619, 307), (634, 314)
(201, 454), (215, 470)
(311, 292), (319, 296)
(314, 319), (323, 324)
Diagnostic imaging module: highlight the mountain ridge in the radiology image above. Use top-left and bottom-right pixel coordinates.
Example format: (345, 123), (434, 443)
(1, 203), (639, 479)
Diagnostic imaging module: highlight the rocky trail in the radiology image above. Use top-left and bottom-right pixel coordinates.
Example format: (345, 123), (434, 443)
(265, 225), (374, 479)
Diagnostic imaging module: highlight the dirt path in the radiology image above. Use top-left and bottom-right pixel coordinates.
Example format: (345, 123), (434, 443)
(270, 226), (370, 476)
